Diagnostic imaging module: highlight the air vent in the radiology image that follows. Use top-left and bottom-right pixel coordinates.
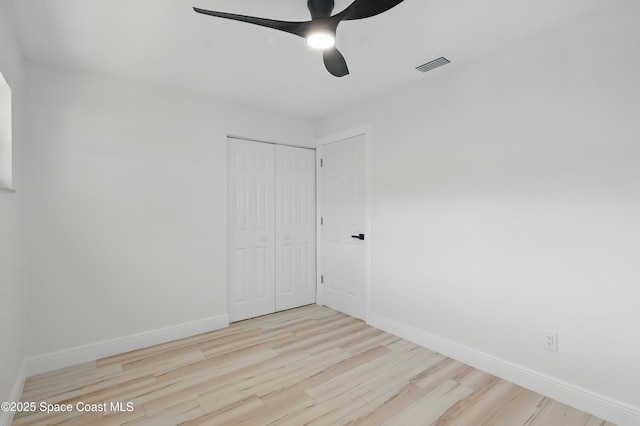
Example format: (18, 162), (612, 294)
(416, 57), (450, 73)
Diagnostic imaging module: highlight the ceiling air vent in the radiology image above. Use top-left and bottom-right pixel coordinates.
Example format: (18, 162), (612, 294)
(416, 57), (450, 73)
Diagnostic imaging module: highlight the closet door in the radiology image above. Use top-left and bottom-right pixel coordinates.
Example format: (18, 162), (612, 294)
(227, 138), (276, 322)
(275, 145), (316, 311)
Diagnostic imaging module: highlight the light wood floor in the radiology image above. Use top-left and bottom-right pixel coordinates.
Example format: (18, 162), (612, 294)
(14, 305), (613, 426)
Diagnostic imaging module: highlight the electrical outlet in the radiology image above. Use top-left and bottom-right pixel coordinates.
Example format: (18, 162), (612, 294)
(543, 330), (558, 352)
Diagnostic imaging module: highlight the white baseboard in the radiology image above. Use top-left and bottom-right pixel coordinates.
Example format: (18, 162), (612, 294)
(368, 313), (640, 426)
(0, 361), (27, 426)
(25, 315), (229, 377)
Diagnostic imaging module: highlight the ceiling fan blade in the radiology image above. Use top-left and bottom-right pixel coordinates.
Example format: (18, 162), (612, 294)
(338, 0), (405, 21)
(323, 47), (349, 77)
(193, 7), (309, 38)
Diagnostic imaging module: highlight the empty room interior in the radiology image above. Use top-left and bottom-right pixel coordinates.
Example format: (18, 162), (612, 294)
(1, 0), (639, 425)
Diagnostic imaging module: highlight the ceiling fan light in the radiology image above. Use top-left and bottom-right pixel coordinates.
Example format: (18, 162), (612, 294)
(306, 32), (335, 50)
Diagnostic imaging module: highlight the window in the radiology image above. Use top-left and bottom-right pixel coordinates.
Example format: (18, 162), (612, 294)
(0, 70), (12, 190)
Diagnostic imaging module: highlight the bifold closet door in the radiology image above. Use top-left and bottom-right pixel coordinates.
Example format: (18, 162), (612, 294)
(228, 138), (316, 323)
(227, 138), (276, 322)
(275, 145), (316, 311)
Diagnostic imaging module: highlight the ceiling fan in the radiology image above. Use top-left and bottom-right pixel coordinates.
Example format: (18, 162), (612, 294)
(193, 0), (406, 77)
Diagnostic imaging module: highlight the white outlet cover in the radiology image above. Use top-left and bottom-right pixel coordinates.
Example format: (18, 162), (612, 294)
(543, 330), (558, 352)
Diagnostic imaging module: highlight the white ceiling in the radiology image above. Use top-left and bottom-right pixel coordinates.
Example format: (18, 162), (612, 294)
(6, 0), (614, 118)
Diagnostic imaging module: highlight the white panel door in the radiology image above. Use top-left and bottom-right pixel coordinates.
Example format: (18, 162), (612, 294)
(227, 138), (276, 322)
(320, 134), (366, 320)
(275, 145), (316, 311)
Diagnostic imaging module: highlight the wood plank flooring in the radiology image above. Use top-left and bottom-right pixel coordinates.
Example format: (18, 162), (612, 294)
(14, 305), (614, 425)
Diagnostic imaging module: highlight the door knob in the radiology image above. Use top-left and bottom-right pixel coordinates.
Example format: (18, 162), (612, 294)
(261, 237), (267, 242)
(351, 233), (365, 240)
(284, 235), (291, 240)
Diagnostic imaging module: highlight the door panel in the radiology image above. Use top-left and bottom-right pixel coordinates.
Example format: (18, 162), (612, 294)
(275, 145), (317, 311)
(228, 138), (276, 322)
(321, 134), (366, 319)
(232, 248), (248, 303)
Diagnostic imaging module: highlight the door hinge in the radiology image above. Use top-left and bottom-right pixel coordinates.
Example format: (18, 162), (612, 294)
(320, 158), (324, 167)
(320, 216), (323, 225)
(321, 275), (324, 284)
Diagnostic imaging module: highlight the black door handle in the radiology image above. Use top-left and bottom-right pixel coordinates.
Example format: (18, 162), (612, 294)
(351, 233), (365, 240)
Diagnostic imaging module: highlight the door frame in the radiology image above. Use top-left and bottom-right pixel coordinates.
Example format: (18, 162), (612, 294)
(316, 124), (373, 321)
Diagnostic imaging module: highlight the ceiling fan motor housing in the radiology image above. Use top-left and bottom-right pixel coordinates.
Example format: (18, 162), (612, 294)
(308, 0), (335, 18)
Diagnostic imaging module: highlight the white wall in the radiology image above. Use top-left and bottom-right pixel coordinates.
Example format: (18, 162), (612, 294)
(318, 3), (640, 424)
(23, 64), (315, 360)
(0, 0), (26, 423)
